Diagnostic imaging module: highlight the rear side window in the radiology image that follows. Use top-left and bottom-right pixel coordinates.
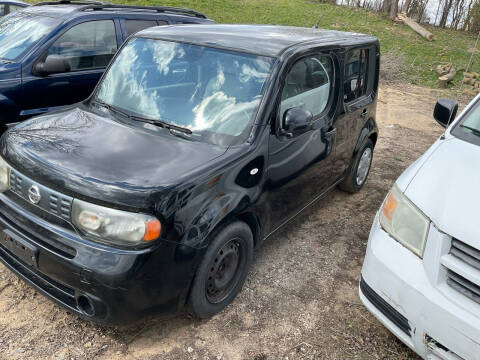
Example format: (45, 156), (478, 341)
(125, 19), (166, 36)
(0, 5), (5, 16)
(280, 55), (333, 119)
(344, 49), (369, 103)
(48, 20), (117, 71)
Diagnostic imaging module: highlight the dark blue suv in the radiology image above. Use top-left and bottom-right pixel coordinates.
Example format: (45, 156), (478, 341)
(0, 0), (213, 128)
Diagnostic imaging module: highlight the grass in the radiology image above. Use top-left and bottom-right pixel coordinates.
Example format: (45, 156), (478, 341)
(36, 0), (480, 88)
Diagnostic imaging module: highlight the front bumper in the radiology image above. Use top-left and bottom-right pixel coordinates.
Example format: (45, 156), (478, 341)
(0, 191), (200, 325)
(360, 212), (480, 360)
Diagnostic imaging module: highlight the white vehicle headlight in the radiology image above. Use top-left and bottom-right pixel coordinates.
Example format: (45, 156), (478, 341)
(379, 184), (430, 258)
(0, 156), (10, 193)
(71, 199), (161, 247)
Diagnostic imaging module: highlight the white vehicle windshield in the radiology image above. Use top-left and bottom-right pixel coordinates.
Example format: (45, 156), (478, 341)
(0, 12), (60, 61)
(96, 37), (274, 146)
(452, 100), (480, 145)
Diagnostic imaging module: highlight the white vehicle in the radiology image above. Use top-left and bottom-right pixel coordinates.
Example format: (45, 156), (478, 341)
(360, 95), (480, 360)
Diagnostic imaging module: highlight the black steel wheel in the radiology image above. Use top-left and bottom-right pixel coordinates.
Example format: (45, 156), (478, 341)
(205, 239), (242, 303)
(188, 221), (253, 318)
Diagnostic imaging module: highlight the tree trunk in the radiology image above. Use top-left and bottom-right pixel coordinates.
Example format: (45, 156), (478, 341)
(434, 0), (442, 25)
(439, 0), (454, 27)
(437, 67), (456, 88)
(402, 0), (412, 13)
(389, 0), (399, 20)
(398, 13), (434, 40)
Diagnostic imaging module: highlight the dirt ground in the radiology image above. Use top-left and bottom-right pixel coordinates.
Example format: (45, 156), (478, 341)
(0, 83), (466, 360)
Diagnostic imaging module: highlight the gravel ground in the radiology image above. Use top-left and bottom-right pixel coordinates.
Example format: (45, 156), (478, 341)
(0, 83), (464, 360)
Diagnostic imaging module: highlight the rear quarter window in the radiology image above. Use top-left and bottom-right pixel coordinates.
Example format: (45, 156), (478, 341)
(125, 19), (167, 36)
(344, 48), (369, 103)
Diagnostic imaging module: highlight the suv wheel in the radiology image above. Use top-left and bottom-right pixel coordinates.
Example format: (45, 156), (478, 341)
(339, 139), (374, 193)
(188, 221), (253, 318)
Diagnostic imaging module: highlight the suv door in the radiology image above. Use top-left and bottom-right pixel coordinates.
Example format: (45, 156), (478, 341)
(20, 18), (121, 117)
(333, 47), (375, 175)
(266, 54), (337, 230)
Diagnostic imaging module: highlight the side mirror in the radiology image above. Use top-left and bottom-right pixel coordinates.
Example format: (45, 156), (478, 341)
(434, 99), (458, 128)
(34, 55), (70, 76)
(282, 107), (313, 137)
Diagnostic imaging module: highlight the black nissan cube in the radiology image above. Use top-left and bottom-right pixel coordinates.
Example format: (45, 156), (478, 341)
(0, 25), (379, 324)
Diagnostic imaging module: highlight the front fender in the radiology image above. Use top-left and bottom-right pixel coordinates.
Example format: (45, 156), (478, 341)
(0, 94), (18, 125)
(353, 117), (378, 158)
(180, 190), (253, 249)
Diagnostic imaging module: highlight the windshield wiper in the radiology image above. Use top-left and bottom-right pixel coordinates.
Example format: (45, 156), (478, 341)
(94, 99), (131, 118)
(129, 115), (193, 135)
(93, 99), (192, 135)
(460, 124), (480, 137)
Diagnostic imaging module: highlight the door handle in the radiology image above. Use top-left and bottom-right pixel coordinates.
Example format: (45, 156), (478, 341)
(321, 127), (336, 141)
(324, 127), (337, 136)
(360, 109), (368, 118)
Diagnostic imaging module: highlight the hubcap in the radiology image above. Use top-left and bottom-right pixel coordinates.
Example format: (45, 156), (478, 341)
(356, 147), (372, 186)
(205, 239), (241, 304)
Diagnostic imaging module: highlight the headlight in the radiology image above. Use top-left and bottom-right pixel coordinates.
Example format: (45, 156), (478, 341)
(0, 156), (10, 193)
(379, 184), (430, 257)
(71, 199), (161, 247)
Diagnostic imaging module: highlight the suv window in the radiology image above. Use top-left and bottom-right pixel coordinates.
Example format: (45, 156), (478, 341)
(48, 20), (117, 71)
(344, 49), (368, 103)
(280, 55), (332, 120)
(8, 5), (24, 13)
(125, 19), (166, 36)
(0, 5), (5, 16)
(0, 13), (61, 61)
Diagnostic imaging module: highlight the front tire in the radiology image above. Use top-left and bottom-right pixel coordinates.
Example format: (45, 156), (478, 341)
(339, 139), (374, 193)
(188, 221), (253, 318)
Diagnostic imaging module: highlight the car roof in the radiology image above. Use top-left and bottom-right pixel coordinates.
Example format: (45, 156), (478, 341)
(137, 24), (379, 57)
(1, 0), (28, 5)
(19, 2), (207, 20)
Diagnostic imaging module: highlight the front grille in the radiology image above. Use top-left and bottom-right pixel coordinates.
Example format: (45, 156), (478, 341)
(447, 270), (480, 304)
(0, 193), (76, 259)
(447, 239), (480, 304)
(9, 169), (73, 221)
(450, 239), (480, 271)
(360, 276), (411, 336)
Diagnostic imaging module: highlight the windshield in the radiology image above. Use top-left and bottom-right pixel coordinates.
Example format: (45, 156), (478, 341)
(0, 12), (60, 62)
(96, 38), (274, 146)
(452, 100), (480, 146)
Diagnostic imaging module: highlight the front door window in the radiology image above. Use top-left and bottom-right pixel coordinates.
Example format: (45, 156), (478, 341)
(48, 20), (117, 71)
(280, 55), (333, 121)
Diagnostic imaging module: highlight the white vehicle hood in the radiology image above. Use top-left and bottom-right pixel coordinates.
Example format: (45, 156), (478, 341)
(403, 136), (480, 249)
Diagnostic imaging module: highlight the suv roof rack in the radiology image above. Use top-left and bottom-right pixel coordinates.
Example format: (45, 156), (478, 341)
(33, 1), (207, 18)
(34, 0), (103, 6)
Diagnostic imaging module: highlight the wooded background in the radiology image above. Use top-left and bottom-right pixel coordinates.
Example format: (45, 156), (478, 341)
(336, 0), (480, 32)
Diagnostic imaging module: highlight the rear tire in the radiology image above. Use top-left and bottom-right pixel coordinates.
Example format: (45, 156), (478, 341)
(339, 139), (374, 193)
(188, 221), (253, 319)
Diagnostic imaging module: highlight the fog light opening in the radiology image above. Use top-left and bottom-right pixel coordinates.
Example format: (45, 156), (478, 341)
(77, 295), (95, 316)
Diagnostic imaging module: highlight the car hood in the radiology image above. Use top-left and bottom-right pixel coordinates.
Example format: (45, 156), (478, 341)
(404, 136), (480, 248)
(1, 106), (228, 210)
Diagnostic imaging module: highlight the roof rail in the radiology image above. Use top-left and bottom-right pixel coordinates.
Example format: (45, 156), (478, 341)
(33, 0), (104, 6)
(33, 1), (207, 18)
(83, 4), (207, 18)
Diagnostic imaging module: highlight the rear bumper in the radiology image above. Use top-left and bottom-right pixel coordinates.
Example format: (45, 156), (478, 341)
(0, 192), (200, 325)
(360, 212), (480, 360)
